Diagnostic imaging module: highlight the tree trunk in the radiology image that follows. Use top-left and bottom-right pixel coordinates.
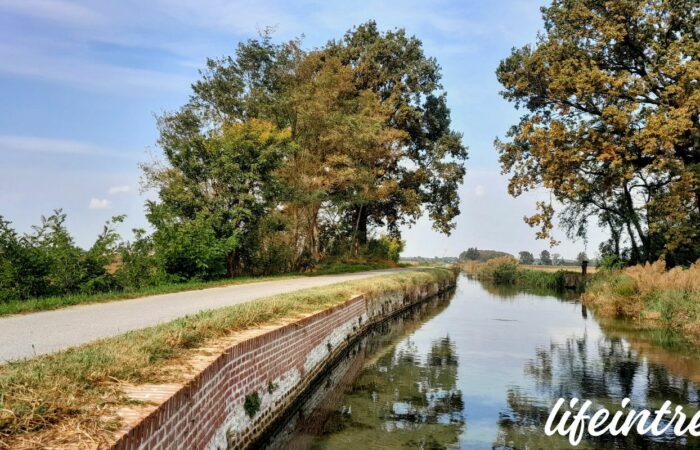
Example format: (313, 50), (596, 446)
(353, 205), (368, 246)
(226, 251), (236, 278)
(625, 222), (641, 264)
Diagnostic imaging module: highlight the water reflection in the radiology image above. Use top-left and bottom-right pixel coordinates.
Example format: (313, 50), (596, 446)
(266, 276), (700, 449)
(262, 292), (462, 450)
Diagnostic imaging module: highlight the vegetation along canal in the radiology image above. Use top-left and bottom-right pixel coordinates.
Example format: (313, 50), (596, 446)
(258, 274), (700, 449)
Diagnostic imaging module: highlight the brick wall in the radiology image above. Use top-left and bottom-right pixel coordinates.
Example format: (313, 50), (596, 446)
(110, 276), (454, 450)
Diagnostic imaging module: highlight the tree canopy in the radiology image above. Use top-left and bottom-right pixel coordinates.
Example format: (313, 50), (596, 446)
(519, 251), (535, 264)
(496, 0), (700, 266)
(145, 23), (467, 275)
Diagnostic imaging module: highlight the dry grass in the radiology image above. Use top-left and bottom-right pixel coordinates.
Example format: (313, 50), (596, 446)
(583, 260), (700, 341)
(0, 268), (454, 449)
(624, 260), (700, 293)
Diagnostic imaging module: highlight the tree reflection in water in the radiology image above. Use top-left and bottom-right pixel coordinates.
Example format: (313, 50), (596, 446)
(311, 335), (465, 449)
(495, 332), (700, 449)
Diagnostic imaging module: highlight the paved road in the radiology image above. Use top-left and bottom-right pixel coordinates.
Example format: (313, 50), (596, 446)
(0, 268), (412, 362)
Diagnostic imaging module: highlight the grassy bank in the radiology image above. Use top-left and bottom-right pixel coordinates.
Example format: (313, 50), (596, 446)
(0, 260), (400, 318)
(583, 261), (700, 341)
(461, 256), (580, 291)
(0, 267), (454, 448)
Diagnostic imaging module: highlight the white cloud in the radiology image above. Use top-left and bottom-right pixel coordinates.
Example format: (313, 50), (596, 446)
(108, 185), (131, 194)
(0, 134), (140, 160)
(0, 134), (109, 156)
(475, 185), (486, 197)
(0, 41), (191, 94)
(0, 0), (104, 26)
(89, 198), (111, 209)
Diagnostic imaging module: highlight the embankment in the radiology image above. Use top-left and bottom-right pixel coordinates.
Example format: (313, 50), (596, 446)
(0, 268), (456, 449)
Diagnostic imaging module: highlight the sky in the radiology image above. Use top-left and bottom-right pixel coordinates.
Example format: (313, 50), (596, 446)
(0, 0), (605, 259)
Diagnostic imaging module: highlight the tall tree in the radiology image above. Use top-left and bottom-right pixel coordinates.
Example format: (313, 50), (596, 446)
(327, 21), (469, 242)
(539, 250), (552, 266)
(277, 51), (402, 261)
(496, 0), (700, 265)
(519, 251), (535, 264)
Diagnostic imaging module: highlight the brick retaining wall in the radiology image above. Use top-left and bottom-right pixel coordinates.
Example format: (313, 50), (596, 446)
(110, 275), (455, 450)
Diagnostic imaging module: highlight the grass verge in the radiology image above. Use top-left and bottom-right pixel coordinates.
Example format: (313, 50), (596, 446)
(0, 267), (455, 449)
(0, 261), (399, 318)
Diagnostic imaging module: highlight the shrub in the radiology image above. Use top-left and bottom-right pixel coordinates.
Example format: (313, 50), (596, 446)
(244, 391), (261, 418)
(364, 236), (404, 263)
(598, 254), (627, 271)
(477, 256), (519, 284)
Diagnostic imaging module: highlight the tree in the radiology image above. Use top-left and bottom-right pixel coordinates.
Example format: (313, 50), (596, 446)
(519, 251), (534, 264)
(276, 51), (401, 261)
(460, 247), (480, 261)
(539, 250), (552, 266)
(327, 21), (468, 242)
(551, 253), (562, 266)
(576, 252), (589, 263)
(496, 0), (700, 266)
(148, 26), (463, 273)
(144, 119), (294, 278)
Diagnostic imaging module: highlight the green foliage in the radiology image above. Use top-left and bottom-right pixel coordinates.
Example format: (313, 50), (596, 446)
(150, 23), (462, 271)
(516, 270), (569, 291)
(328, 21), (468, 239)
(598, 254), (627, 271)
(149, 211), (237, 280)
(145, 118), (293, 278)
(244, 391), (261, 417)
(539, 250), (552, 266)
(114, 228), (164, 290)
(583, 261), (700, 342)
(364, 236), (405, 263)
(0, 211), (123, 302)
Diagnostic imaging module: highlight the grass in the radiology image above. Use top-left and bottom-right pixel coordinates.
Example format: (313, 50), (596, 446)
(583, 260), (700, 341)
(0, 267), (455, 449)
(0, 261), (400, 318)
(520, 264), (596, 273)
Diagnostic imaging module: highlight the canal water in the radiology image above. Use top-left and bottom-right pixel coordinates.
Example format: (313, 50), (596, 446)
(262, 275), (700, 449)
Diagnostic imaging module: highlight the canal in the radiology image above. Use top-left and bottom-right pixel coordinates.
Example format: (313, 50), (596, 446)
(261, 274), (700, 449)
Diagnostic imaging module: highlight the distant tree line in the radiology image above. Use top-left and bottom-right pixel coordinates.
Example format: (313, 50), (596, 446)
(517, 249), (589, 266)
(0, 22), (467, 303)
(460, 248), (589, 266)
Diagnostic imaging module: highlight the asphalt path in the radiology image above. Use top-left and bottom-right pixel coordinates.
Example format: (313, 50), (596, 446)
(0, 268), (412, 362)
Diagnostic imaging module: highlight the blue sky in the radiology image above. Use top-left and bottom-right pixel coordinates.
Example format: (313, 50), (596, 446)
(0, 0), (604, 258)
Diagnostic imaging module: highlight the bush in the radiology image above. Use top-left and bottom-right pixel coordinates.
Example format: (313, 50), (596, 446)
(151, 212), (237, 280)
(477, 256), (520, 284)
(598, 254), (627, 270)
(364, 236), (404, 263)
